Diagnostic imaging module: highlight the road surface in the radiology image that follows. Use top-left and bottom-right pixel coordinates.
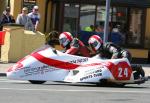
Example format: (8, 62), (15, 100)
(0, 77), (149, 103)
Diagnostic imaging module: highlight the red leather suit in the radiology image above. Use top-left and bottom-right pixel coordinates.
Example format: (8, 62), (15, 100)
(65, 38), (90, 57)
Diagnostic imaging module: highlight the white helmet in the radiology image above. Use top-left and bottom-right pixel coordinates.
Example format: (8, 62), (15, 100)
(59, 32), (73, 48)
(88, 35), (103, 52)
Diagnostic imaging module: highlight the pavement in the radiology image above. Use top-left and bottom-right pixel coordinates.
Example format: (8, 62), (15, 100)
(0, 62), (150, 78)
(0, 63), (15, 76)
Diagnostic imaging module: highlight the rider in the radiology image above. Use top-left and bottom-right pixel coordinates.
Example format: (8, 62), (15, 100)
(59, 32), (90, 57)
(88, 35), (145, 79)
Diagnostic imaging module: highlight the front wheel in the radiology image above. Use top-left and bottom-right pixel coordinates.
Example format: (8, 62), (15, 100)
(29, 80), (46, 84)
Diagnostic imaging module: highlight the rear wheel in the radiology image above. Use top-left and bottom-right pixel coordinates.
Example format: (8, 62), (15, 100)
(132, 64), (145, 79)
(28, 80), (46, 84)
(97, 79), (126, 87)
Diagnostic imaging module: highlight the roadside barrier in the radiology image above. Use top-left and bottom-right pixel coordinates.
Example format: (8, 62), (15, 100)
(0, 31), (6, 45)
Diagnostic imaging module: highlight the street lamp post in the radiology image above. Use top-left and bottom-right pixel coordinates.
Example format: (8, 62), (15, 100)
(104, 0), (111, 43)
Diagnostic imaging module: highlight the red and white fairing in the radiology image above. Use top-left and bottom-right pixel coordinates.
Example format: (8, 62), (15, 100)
(6, 46), (138, 84)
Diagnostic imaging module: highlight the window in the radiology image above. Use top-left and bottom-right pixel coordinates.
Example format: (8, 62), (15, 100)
(80, 5), (96, 31)
(60, 3), (145, 47)
(96, 6), (112, 27)
(23, 0), (36, 12)
(63, 4), (79, 35)
(111, 7), (128, 45)
(96, 6), (127, 45)
(128, 8), (143, 45)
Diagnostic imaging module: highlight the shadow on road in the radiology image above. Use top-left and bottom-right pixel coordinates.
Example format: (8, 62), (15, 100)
(13, 81), (149, 89)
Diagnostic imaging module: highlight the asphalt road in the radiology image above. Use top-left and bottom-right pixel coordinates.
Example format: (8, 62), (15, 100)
(0, 77), (150, 103)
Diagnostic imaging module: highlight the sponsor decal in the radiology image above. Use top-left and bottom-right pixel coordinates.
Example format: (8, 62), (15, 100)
(80, 75), (93, 81)
(69, 58), (88, 64)
(7, 63), (23, 72)
(85, 67), (103, 75)
(93, 73), (102, 77)
(20, 65), (58, 77)
(7, 57), (26, 72)
(80, 73), (102, 81)
(80, 68), (102, 81)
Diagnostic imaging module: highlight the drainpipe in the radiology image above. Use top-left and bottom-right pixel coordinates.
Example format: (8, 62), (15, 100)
(8, 0), (10, 6)
(44, 0), (49, 33)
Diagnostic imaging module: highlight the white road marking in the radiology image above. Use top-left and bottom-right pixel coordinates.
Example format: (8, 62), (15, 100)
(0, 87), (149, 94)
(0, 78), (28, 83)
(0, 78), (9, 81)
(0, 78), (149, 94)
(0, 80), (28, 83)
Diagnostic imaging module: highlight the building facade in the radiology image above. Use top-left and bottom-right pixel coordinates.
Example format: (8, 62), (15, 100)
(0, 0), (150, 62)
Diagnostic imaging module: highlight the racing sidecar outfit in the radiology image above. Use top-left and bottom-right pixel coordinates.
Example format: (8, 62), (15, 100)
(64, 38), (90, 57)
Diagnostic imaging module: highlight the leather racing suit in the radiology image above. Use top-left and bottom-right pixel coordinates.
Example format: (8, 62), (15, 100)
(96, 42), (132, 61)
(64, 38), (90, 57)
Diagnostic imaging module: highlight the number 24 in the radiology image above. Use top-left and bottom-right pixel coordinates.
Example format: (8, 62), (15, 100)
(118, 68), (128, 77)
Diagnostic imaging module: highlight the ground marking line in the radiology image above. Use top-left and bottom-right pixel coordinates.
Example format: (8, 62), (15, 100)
(0, 87), (150, 94)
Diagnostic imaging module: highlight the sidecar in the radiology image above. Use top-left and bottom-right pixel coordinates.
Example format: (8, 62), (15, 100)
(6, 46), (148, 86)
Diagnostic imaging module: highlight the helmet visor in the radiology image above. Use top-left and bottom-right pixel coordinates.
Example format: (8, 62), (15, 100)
(90, 41), (101, 51)
(59, 37), (67, 45)
(91, 41), (98, 48)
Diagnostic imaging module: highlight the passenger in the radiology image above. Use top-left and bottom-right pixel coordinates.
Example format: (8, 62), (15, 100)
(45, 31), (59, 48)
(33, 31), (59, 54)
(88, 35), (145, 79)
(59, 32), (90, 57)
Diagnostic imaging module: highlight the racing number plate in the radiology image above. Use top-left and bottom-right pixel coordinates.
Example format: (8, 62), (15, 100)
(111, 62), (132, 80)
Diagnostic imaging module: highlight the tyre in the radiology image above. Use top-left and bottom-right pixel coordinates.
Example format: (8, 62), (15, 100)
(139, 67), (145, 77)
(115, 83), (126, 87)
(28, 80), (46, 84)
(97, 79), (125, 87)
(132, 64), (145, 78)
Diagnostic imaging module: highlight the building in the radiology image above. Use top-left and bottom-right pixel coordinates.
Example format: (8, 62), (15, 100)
(0, 0), (150, 63)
